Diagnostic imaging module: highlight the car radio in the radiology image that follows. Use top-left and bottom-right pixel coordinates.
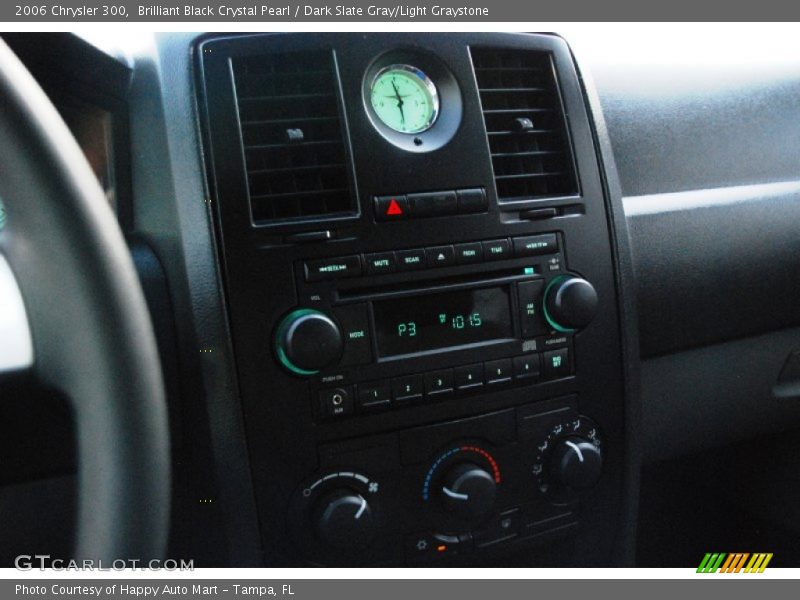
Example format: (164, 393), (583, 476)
(273, 231), (599, 423)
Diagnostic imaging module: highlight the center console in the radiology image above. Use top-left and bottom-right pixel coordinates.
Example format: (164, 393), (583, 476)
(197, 32), (630, 566)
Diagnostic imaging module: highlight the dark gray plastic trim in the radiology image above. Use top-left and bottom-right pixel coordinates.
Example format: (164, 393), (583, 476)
(569, 38), (642, 567)
(642, 327), (800, 463)
(126, 33), (262, 565)
(625, 181), (800, 358)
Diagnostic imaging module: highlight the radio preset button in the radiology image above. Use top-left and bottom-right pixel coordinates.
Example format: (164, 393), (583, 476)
(513, 354), (540, 380)
(513, 233), (558, 257)
(365, 252), (396, 275)
(304, 255), (362, 281)
(485, 359), (513, 385)
(482, 239), (511, 261)
(424, 369), (455, 399)
(357, 381), (392, 411)
(396, 249), (427, 271)
(454, 242), (483, 264)
(425, 245), (455, 268)
(333, 304), (372, 367)
(455, 363), (485, 390)
(392, 374), (425, 403)
(319, 387), (354, 419)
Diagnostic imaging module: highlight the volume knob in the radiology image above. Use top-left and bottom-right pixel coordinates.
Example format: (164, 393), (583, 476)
(274, 309), (343, 376)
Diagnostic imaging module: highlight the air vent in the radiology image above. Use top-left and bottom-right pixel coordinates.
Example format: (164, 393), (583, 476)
(232, 50), (354, 223)
(471, 48), (577, 202)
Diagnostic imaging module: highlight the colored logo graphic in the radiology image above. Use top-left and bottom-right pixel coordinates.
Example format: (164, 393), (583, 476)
(697, 553), (773, 573)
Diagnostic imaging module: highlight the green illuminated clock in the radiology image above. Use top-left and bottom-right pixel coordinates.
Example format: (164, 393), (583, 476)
(369, 65), (439, 134)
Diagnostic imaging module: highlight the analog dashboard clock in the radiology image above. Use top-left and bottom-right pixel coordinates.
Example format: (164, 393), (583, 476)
(369, 65), (439, 134)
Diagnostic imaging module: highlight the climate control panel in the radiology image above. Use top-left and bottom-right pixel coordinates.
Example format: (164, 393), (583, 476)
(285, 396), (603, 565)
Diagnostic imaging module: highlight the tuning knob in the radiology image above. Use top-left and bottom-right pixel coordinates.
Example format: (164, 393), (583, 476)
(439, 462), (497, 523)
(313, 489), (376, 550)
(543, 275), (598, 332)
(549, 437), (603, 491)
(274, 309), (343, 376)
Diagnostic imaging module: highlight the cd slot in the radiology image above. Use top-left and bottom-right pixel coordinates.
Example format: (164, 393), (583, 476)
(336, 266), (539, 303)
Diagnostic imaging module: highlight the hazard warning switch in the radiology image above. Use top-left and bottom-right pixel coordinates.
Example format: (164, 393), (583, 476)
(375, 195), (408, 221)
(387, 199), (403, 215)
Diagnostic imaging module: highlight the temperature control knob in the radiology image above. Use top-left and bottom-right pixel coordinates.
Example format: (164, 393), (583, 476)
(549, 437), (603, 491)
(274, 309), (343, 375)
(313, 489), (375, 550)
(543, 275), (598, 332)
(439, 462), (497, 522)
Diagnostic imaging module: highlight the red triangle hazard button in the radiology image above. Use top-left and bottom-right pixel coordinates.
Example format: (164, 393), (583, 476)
(376, 195), (407, 221)
(386, 198), (403, 216)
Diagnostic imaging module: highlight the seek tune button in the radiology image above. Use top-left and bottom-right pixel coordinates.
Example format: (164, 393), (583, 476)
(512, 233), (558, 257)
(304, 255), (362, 281)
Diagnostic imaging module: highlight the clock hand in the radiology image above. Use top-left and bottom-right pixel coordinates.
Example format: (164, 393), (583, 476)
(391, 81), (405, 125)
(391, 81), (403, 103)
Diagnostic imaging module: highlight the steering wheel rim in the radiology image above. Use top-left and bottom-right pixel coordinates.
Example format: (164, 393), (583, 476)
(0, 39), (170, 561)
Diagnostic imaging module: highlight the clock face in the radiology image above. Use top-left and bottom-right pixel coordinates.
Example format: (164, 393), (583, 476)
(369, 65), (439, 134)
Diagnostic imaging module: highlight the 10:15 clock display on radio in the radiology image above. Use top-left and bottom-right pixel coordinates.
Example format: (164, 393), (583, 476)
(396, 312), (483, 338)
(373, 287), (512, 357)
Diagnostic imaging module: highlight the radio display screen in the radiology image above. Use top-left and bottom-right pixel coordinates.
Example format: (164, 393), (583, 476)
(373, 287), (513, 357)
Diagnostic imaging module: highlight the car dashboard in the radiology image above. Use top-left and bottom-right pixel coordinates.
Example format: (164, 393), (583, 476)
(2, 27), (800, 568)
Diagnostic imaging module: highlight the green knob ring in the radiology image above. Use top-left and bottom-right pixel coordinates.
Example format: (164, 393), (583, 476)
(274, 308), (322, 376)
(542, 275), (576, 334)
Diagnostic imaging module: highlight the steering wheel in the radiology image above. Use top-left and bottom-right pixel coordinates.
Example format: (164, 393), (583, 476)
(0, 40), (170, 560)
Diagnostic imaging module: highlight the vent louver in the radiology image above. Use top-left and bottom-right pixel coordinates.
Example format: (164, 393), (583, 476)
(471, 48), (577, 202)
(232, 50), (354, 223)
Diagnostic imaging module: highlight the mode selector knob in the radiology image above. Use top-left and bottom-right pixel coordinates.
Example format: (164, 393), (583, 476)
(549, 437), (603, 491)
(274, 309), (343, 376)
(543, 275), (598, 332)
(313, 489), (376, 550)
(439, 462), (497, 523)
